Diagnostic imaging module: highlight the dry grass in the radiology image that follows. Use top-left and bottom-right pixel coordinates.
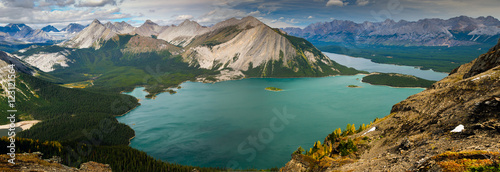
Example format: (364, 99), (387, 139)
(62, 80), (94, 88)
(433, 151), (500, 172)
(0, 153), (63, 170)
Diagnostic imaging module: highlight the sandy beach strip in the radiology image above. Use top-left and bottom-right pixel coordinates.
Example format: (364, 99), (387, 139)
(0, 120), (41, 130)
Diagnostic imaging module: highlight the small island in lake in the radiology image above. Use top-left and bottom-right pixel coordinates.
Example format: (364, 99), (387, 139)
(265, 87), (283, 91)
(362, 73), (435, 88)
(347, 85), (361, 88)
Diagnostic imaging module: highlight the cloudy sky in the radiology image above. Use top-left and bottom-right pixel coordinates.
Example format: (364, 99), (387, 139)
(1, 0), (500, 29)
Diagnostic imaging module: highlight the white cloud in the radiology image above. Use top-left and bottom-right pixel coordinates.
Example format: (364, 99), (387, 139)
(257, 17), (300, 28)
(279, 17), (284, 20)
(175, 14), (194, 20)
(356, 0), (369, 6)
(39, 0), (76, 7)
(212, 0), (260, 7)
(248, 10), (261, 16)
(326, 0), (345, 6)
(151, 14), (195, 25)
(0, 5), (129, 24)
(76, 0), (116, 7)
(197, 8), (245, 24)
(308, 16), (313, 19)
(1, 0), (36, 8)
(196, 8), (262, 25)
(257, 2), (281, 13)
(288, 18), (298, 23)
(117, 0), (213, 25)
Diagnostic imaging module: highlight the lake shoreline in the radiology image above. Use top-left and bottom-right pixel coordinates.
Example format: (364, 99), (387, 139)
(117, 75), (424, 169)
(323, 52), (449, 81)
(360, 79), (429, 89)
(321, 51), (452, 74)
(114, 52), (441, 168)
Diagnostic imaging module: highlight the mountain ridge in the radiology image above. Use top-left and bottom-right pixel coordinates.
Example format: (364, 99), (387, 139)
(48, 17), (361, 80)
(283, 15), (500, 46)
(0, 23), (85, 45)
(41, 25), (60, 33)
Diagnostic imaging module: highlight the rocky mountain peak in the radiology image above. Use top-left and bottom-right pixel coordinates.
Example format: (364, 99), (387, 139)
(102, 21), (134, 34)
(383, 18), (395, 24)
(61, 23), (85, 33)
(240, 16), (264, 27)
(116, 21), (129, 26)
(179, 15), (348, 78)
(241, 16), (259, 22)
(143, 19), (158, 26)
(41, 25), (60, 32)
(62, 19), (116, 49)
(210, 17), (241, 30)
(91, 19), (102, 25)
(179, 19), (201, 27)
(0, 23), (32, 36)
(6, 23), (29, 30)
(210, 16), (263, 31)
(104, 21), (113, 27)
(463, 38), (500, 78)
(133, 19), (166, 37)
(157, 19), (208, 47)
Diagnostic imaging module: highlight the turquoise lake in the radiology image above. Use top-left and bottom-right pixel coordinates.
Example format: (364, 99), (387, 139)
(324, 52), (449, 81)
(117, 75), (425, 169)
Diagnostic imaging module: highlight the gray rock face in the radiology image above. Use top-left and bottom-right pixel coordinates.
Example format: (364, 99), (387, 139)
(0, 23), (57, 43)
(0, 51), (32, 74)
(281, 154), (310, 172)
(180, 16), (339, 77)
(464, 39), (500, 78)
(62, 19), (117, 49)
(41, 25), (60, 33)
(0, 23), (83, 44)
(133, 20), (168, 37)
(104, 21), (135, 34)
(61, 23), (85, 33)
(157, 19), (210, 47)
(283, 16), (500, 46)
(54, 17), (351, 78)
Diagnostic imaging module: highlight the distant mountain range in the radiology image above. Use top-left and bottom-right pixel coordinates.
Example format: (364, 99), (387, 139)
(4, 15), (499, 48)
(0, 23), (85, 45)
(283, 16), (500, 46)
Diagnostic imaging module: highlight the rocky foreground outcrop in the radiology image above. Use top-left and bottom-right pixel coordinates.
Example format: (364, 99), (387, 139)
(0, 152), (111, 172)
(282, 39), (500, 171)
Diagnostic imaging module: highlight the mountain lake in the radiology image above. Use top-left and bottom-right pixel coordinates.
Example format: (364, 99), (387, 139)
(116, 53), (447, 169)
